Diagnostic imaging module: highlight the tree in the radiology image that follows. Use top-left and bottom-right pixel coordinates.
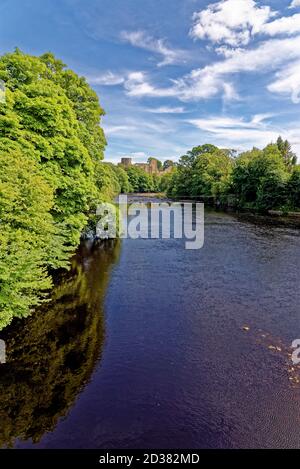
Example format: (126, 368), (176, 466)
(163, 159), (174, 170)
(111, 165), (131, 193)
(94, 162), (121, 201)
(126, 166), (154, 192)
(0, 49), (107, 327)
(231, 144), (289, 211)
(159, 170), (175, 192)
(276, 136), (297, 169)
(167, 144), (232, 198)
(287, 166), (300, 209)
(0, 49), (106, 248)
(0, 143), (61, 328)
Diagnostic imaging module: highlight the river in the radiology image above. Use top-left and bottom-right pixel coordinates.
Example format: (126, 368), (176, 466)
(0, 199), (300, 448)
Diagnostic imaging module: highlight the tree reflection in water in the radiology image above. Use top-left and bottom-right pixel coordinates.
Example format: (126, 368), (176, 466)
(0, 239), (120, 447)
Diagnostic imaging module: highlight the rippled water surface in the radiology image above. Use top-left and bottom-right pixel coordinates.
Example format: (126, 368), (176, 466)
(1, 204), (300, 448)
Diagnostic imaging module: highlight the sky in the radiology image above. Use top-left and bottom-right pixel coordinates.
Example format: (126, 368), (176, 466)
(1, 0), (300, 162)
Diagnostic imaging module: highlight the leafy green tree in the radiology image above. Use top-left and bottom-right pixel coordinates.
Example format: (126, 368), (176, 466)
(231, 144), (289, 210)
(125, 166), (154, 192)
(287, 166), (300, 209)
(0, 143), (64, 328)
(159, 170), (175, 192)
(0, 49), (106, 248)
(0, 49), (108, 327)
(277, 136), (297, 169)
(163, 159), (174, 170)
(111, 164), (132, 193)
(167, 144), (232, 198)
(94, 162), (121, 201)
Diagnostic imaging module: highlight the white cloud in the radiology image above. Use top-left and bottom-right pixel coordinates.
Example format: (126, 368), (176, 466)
(188, 114), (272, 132)
(186, 114), (300, 155)
(263, 13), (300, 36)
(118, 31), (300, 102)
(119, 35), (300, 103)
(103, 124), (136, 135)
(175, 35), (300, 101)
(190, 0), (276, 47)
(190, 0), (300, 46)
(146, 106), (187, 114)
(121, 30), (184, 66)
(87, 71), (125, 86)
(223, 82), (240, 101)
(121, 67), (238, 101)
(268, 61), (300, 103)
(124, 71), (177, 97)
(290, 0), (300, 8)
(186, 114), (281, 150)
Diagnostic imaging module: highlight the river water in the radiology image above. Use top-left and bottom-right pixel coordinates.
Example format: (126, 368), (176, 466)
(0, 200), (300, 448)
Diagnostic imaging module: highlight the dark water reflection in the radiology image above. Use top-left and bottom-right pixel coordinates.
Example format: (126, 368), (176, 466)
(1, 205), (300, 448)
(0, 240), (120, 447)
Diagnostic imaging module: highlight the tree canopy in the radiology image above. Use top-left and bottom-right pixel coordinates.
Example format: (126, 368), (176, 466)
(0, 49), (113, 328)
(165, 141), (299, 212)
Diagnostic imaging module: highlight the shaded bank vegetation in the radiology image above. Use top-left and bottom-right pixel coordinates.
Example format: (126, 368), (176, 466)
(0, 240), (120, 447)
(165, 141), (300, 212)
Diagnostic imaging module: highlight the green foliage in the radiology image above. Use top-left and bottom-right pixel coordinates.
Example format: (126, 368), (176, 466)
(0, 49), (108, 328)
(159, 169), (176, 193)
(163, 159), (174, 171)
(277, 136), (297, 169)
(231, 144), (289, 210)
(94, 162), (121, 201)
(125, 166), (154, 192)
(167, 144), (232, 198)
(0, 144), (64, 328)
(287, 165), (300, 209)
(111, 164), (132, 193)
(168, 140), (299, 212)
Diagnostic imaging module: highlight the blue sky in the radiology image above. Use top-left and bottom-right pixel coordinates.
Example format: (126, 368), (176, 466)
(1, 0), (300, 162)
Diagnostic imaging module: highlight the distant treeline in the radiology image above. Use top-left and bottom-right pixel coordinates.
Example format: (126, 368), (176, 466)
(100, 158), (175, 194)
(164, 141), (300, 212)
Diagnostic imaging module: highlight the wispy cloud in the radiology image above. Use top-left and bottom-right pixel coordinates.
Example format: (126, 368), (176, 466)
(186, 113), (300, 153)
(103, 124), (136, 135)
(120, 30), (185, 67)
(146, 106), (187, 114)
(123, 34), (300, 103)
(187, 114), (274, 133)
(87, 71), (125, 86)
(175, 35), (300, 102)
(268, 60), (300, 103)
